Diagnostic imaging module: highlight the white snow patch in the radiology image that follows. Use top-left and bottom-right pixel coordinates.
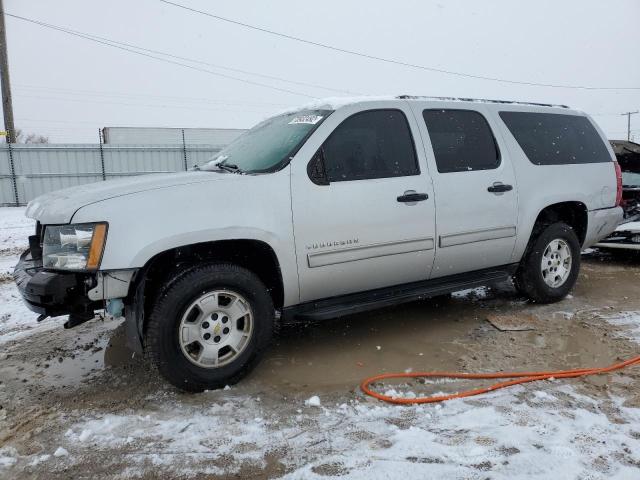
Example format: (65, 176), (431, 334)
(0, 207), (33, 252)
(277, 94), (561, 117)
(59, 386), (640, 478)
(28, 454), (51, 466)
(277, 95), (397, 115)
(0, 447), (17, 468)
(305, 395), (321, 407)
(452, 286), (488, 299)
(53, 447), (68, 457)
(0, 208), (64, 344)
(383, 388), (417, 399)
(599, 311), (640, 344)
(0, 282), (64, 344)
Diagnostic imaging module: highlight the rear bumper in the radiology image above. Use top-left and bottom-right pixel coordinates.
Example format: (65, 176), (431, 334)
(583, 206), (624, 249)
(13, 249), (100, 318)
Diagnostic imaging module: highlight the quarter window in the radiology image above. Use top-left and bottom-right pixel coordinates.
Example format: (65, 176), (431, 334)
(321, 109), (419, 182)
(499, 111), (611, 165)
(422, 109), (500, 173)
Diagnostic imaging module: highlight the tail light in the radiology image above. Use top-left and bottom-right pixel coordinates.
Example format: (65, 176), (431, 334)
(614, 161), (623, 206)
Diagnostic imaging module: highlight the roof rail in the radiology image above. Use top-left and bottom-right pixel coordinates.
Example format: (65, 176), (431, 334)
(396, 95), (569, 109)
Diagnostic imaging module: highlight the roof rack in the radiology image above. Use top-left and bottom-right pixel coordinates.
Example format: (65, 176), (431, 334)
(396, 95), (569, 109)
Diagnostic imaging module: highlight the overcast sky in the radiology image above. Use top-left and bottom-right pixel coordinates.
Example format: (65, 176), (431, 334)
(4, 0), (640, 143)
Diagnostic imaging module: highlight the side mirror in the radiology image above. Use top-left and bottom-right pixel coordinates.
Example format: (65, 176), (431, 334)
(307, 148), (329, 185)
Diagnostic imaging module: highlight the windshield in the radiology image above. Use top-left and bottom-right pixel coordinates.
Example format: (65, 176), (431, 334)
(202, 109), (332, 173)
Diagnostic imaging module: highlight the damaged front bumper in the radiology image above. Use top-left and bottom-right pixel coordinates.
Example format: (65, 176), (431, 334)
(13, 248), (143, 352)
(13, 248), (103, 327)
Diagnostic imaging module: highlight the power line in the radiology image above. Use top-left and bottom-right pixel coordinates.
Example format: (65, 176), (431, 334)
(16, 118), (248, 131)
(14, 83), (291, 107)
(159, 0), (640, 92)
(591, 112), (631, 117)
(8, 14), (356, 96)
(14, 93), (276, 114)
(6, 13), (323, 99)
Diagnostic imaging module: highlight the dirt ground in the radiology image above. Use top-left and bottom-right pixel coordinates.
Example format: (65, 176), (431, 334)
(1, 209), (640, 478)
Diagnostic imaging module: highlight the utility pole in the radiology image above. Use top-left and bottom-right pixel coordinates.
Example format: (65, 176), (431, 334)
(0, 0), (15, 144)
(621, 111), (639, 142)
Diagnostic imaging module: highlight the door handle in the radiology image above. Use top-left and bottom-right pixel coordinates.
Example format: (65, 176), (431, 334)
(397, 191), (429, 203)
(487, 182), (513, 193)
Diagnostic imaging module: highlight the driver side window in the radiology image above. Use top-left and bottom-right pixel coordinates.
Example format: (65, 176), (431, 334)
(321, 109), (419, 182)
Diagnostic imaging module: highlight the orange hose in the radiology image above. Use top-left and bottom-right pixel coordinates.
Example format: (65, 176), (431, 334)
(360, 354), (640, 405)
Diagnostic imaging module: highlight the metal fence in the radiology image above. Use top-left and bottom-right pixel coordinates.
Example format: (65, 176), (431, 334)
(0, 143), (223, 206)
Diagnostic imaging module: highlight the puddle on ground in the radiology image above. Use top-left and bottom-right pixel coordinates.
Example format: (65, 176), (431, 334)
(253, 298), (472, 391)
(248, 289), (624, 393)
(0, 317), (134, 389)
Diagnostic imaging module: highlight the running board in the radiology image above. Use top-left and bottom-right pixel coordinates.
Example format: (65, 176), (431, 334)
(283, 264), (518, 322)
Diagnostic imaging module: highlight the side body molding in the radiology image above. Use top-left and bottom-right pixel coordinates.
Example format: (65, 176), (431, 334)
(439, 226), (517, 248)
(307, 237), (435, 268)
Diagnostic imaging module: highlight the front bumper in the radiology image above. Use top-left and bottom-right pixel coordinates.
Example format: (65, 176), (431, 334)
(13, 249), (100, 318)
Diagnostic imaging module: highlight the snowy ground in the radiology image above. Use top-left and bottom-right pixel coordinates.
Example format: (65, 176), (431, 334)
(0, 208), (57, 344)
(1, 206), (640, 479)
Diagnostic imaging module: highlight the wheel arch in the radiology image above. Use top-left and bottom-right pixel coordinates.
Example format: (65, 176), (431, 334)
(125, 238), (285, 349)
(531, 201), (588, 246)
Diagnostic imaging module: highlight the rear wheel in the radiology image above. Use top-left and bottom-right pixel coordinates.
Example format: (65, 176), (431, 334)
(515, 222), (580, 303)
(145, 263), (274, 392)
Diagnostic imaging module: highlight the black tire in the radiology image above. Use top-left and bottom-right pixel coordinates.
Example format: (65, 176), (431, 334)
(145, 263), (274, 392)
(514, 222), (581, 303)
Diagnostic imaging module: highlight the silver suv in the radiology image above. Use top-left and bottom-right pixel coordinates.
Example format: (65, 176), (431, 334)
(14, 96), (623, 391)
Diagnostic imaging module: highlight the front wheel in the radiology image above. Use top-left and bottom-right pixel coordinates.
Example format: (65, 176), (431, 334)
(145, 263), (274, 392)
(514, 222), (581, 303)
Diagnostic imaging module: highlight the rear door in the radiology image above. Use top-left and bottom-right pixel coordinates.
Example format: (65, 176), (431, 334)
(290, 102), (437, 302)
(411, 103), (519, 277)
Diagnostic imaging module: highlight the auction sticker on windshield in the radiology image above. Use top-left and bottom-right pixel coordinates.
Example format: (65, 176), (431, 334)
(289, 115), (324, 125)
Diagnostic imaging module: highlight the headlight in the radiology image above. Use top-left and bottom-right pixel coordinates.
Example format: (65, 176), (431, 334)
(42, 223), (108, 271)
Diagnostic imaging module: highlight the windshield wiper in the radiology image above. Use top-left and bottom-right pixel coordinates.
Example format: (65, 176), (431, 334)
(214, 162), (243, 174)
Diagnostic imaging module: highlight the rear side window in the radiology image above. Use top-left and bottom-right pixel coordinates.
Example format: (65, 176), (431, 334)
(322, 109), (419, 182)
(499, 112), (611, 165)
(422, 109), (500, 173)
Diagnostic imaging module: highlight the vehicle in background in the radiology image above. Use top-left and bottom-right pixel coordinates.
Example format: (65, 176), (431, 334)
(594, 140), (640, 252)
(14, 96), (623, 391)
(101, 126), (246, 145)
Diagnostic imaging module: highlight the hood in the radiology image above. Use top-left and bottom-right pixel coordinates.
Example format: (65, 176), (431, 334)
(26, 171), (229, 224)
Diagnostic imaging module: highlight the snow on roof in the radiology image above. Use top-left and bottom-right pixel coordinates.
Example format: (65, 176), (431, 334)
(281, 95), (570, 114)
(276, 95), (396, 115)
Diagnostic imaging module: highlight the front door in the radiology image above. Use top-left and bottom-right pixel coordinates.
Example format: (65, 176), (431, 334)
(411, 104), (519, 277)
(290, 103), (437, 302)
